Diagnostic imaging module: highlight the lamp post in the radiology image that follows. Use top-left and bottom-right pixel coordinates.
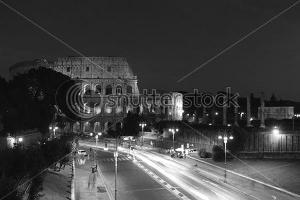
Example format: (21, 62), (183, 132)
(169, 128), (179, 150)
(272, 126), (281, 152)
(53, 127), (58, 137)
(18, 137), (23, 149)
(212, 111), (219, 125)
(139, 122), (146, 146)
(49, 126), (58, 138)
(218, 134), (233, 182)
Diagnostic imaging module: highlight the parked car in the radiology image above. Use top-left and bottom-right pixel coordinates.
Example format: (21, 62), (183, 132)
(78, 150), (88, 156)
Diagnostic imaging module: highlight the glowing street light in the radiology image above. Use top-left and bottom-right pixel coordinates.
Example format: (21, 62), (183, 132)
(18, 137), (23, 142)
(90, 132), (93, 137)
(49, 126), (58, 137)
(169, 128), (179, 149)
(218, 133), (234, 183)
(139, 122), (146, 146)
(272, 126), (280, 138)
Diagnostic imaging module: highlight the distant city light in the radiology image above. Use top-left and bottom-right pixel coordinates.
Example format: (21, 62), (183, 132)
(272, 127), (280, 137)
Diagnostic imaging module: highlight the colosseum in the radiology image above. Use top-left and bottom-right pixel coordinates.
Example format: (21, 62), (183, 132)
(51, 56), (140, 133)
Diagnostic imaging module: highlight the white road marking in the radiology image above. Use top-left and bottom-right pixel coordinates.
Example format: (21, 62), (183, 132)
(134, 162), (191, 200)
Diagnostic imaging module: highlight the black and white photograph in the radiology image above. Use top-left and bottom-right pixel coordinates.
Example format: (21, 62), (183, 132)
(0, 0), (300, 200)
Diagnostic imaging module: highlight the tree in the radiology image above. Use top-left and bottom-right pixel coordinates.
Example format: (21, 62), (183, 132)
(122, 111), (140, 136)
(3, 67), (79, 134)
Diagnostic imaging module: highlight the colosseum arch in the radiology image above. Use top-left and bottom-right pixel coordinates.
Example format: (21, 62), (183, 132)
(95, 84), (102, 95)
(94, 103), (101, 115)
(116, 85), (123, 95)
(105, 85), (113, 95)
(126, 85), (133, 94)
(83, 84), (92, 96)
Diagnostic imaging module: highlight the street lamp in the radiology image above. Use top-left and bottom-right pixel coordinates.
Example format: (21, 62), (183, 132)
(139, 122), (146, 146)
(53, 127), (58, 137)
(49, 126), (58, 138)
(218, 133), (233, 182)
(169, 128), (179, 150)
(272, 126), (280, 138)
(18, 137), (23, 142)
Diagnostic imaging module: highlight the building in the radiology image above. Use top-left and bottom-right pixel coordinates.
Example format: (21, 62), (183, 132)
(258, 106), (294, 120)
(50, 56), (139, 133)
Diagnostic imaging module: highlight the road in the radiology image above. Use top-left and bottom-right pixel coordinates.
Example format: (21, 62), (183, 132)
(77, 142), (300, 200)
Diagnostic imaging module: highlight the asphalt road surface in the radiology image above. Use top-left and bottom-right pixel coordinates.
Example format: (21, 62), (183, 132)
(78, 143), (300, 200)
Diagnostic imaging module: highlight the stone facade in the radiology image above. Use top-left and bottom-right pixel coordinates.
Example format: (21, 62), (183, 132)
(50, 57), (139, 133)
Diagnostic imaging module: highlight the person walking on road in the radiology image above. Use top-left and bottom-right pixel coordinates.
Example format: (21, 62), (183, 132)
(88, 168), (97, 190)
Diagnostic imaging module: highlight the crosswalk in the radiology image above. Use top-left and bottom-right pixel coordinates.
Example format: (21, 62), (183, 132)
(99, 156), (132, 162)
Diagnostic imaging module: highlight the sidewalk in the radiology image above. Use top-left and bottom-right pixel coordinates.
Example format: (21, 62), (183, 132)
(40, 163), (73, 200)
(74, 152), (111, 200)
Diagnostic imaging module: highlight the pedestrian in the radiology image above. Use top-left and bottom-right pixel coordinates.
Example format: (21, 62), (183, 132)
(184, 149), (188, 158)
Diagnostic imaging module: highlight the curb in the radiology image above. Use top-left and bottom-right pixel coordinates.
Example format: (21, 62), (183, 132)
(71, 159), (75, 200)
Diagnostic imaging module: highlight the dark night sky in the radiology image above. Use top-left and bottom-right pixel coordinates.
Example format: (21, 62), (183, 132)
(0, 0), (299, 100)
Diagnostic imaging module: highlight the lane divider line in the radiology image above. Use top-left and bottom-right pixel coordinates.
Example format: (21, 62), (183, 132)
(96, 160), (114, 200)
(134, 162), (191, 200)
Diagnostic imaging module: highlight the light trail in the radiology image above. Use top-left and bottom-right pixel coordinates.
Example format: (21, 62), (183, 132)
(136, 150), (255, 200)
(134, 151), (211, 200)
